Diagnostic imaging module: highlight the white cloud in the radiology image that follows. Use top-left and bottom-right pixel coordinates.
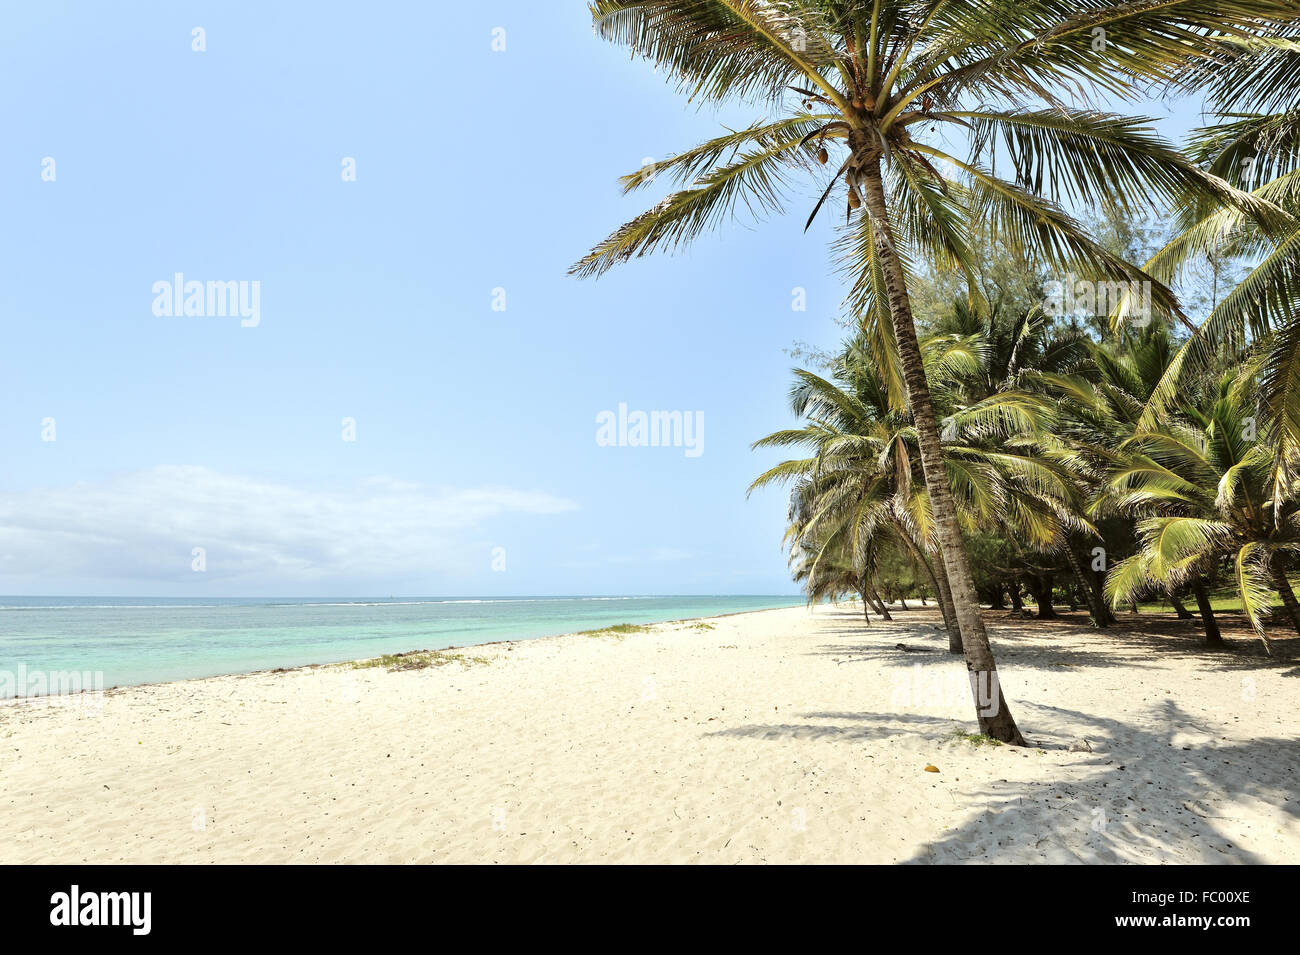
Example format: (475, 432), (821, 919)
(0, 466), (577, 585)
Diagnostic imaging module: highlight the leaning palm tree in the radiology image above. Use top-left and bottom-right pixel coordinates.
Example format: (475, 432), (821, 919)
(573, 0), (1290, 744)
(929, 300), (1119, 623)
(752, 331), (1079, 648)
(788, 517), (882, 621)
(751, 343), (968, 646)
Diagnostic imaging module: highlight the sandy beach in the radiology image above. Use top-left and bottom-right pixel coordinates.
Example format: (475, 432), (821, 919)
(2, 605), (1297, 864)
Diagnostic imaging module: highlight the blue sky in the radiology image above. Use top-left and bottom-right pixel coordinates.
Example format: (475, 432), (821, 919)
(0, 2), (1208, 597)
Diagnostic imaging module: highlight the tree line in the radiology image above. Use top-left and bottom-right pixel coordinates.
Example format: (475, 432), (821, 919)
(575, 1), (1300, 744)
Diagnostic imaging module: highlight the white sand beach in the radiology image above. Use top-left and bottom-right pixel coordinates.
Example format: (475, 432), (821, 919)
(2, 605), (1297, 864)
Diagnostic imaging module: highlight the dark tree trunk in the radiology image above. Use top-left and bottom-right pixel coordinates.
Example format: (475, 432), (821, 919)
(868, 583), (892, 621)
(860, 158), (1024, 745)
(1065, 541), (1111, 628)
(987, 587), (1007, 610)
(1029, 575), (1057, 619)
(1169, 592), (1194, 619)
(1192, 581), (1224, 648)
(856, 582), (871, 627)
(1270, 560), (1300, 641)
(934, 561), (963, 654)
(1009, 587), (1024, 613)
(888, 515), (961, 652)
(1088, 554), (1110, 614)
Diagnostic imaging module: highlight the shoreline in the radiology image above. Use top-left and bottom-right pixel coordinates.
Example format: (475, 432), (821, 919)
(3, 604), (1297, 864)
(0, 597), (806, 702)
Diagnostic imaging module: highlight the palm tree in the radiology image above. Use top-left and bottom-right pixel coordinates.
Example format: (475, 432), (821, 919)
(787, 523), (881, 622)
(1028, 323), (1200, 621)
(750, 343), (967, 646)
(929, 300), (1119, 625)
(1106, 371), (1300, 654)
(752, 331), (1079, 650)
(573, 0), (1290, 744)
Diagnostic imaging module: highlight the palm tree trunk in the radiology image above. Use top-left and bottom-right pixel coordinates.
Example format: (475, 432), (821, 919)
(859, 158), (1025, 745)
(931, 559), (962, 654)
(856, 577), (872, 627)
(1270, 559), (1300, 640)
(1064, 540), (1111, 628)
(888, 515), (961, 652)
(1066, 561), (1101, 627)
(1192, 581), (1224, 648)
(867, 583), (892, 621)
(1029, 574), (1057, 619)
(1168, 592), (1194, 619)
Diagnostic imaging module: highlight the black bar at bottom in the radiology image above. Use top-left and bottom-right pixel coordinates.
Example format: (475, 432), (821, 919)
(0, 863), (1285, 942)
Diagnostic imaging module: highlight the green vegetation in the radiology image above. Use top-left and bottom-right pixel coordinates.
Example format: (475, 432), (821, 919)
(948, 730), (1003, 749)
(578, 623), (654, 640)
(1137, 580), (1300, 616)
(757, 307), (1300, 655)
(348, 650), (490, 671)
(577, 2), (1300, 743)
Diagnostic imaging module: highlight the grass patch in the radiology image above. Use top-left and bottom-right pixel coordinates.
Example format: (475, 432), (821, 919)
(347, 650), (490, 671)
(577, 623), (653, 640)
(1133, 576), (1300, 615)
(947, 729), (1003, 748)
(684, 621), (716, 631)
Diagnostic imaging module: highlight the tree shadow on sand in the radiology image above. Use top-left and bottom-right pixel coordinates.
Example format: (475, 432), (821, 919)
(809, 606), (1298, 675)
(708, 697), (1299, 863)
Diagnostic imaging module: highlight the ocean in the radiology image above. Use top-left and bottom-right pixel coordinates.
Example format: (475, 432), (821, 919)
(0, 595), (804, 696)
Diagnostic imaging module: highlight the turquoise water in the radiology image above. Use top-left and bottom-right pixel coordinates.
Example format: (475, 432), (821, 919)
(0, 595), (803, 696)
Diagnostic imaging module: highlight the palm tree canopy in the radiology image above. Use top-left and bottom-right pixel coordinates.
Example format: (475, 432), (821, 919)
(1108, 371), (1300, 644)
(574, 0), (1292, 335)
(1130, 31), (1300, 501)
